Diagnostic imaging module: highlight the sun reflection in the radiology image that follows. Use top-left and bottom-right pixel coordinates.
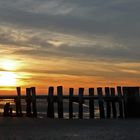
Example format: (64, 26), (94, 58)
(0, 72), (17, 86)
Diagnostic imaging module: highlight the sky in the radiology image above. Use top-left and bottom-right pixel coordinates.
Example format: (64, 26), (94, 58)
(0, 0), (140, 94)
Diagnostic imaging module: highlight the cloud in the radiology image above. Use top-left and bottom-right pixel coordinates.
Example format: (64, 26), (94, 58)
(0, 25), (139, 62)
(0, 0), (140, 86)
(0, 0), (140, 39)
(0, 0), (140, 40)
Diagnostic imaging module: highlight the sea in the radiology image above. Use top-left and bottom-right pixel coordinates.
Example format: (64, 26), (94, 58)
(0, 99), (100, 119)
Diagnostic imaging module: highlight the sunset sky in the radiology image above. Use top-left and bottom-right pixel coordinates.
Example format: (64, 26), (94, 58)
(0, 0), (140, 94)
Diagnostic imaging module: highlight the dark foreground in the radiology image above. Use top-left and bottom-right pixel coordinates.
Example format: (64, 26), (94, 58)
(0, 118), (140, 140)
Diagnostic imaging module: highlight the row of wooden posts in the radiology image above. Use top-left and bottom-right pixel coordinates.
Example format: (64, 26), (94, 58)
(11, 86), (140, 119)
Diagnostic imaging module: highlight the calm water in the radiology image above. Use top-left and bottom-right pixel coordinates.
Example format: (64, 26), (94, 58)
(0, 99), (100, 119)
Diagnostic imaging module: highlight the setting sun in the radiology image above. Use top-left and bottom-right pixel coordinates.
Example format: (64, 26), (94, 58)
(0, 59), (20, 87)
(0, 71), (17, 86)
(1, 60), (17, 71)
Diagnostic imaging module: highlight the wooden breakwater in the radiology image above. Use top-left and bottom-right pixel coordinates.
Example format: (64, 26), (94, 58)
(0, 86), (140, 119)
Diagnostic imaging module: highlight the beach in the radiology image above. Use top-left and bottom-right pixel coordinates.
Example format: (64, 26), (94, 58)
(0, 118), (140, 140)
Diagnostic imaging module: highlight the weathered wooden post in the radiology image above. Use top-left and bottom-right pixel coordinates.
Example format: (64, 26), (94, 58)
(69, 88), (74, 119)
(97, 88), (105, 119)
(117, 86), (124, 118)
(47, 86), (54, 118)
(89, 88), (94, 119)
(122, 87), (127, 118)
(57, 86), (63, 118)
(123, 87), (140, 118)
(105, 87), (111, 119)
(78, 88), (84, 119)
(31, 87), (37, 117)
(15, 87), (22, 117)
(110, 88), (117, 119)
(26, 88), (32, 117)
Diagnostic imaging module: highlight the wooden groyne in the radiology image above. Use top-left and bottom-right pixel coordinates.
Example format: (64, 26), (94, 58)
(0, 86), (140, 119)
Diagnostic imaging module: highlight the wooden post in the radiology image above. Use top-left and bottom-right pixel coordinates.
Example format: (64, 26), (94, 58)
(110, 88), (117, 119)
(31, 87), (37, 117)
(78, 88), (84, 119)
(122, 87), (128, 118)
(26, 88), (32, 117)
(15, 87), (22, 117)
(123, 87), (140, 118)
(47, 87), (54, 118)
(89, 88), (94, 119)
(57, 86), (63, 118)
(117, 86), (124, 119)
(105, 87), (111, 119)
(97, 88), (105, 119)
(69, 88), (74, 119)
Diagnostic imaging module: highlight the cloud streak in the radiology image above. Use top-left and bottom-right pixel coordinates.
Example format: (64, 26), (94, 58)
(0, 0), (139, 89)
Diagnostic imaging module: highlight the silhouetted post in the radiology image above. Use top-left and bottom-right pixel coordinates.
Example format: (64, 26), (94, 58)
(123, 87), (140, 118)
(31, 87), (37, 117)
(57, 86), (63, 118)
(97, 88), (105, 119)
(47, 87), (54, 118)
(15, 87), (22, 117)
(105, 87), (111, 119)
(117, 86), (124, 118)
(110, 88), (117, 119)
(89, 88), (94, 119)
(123, 87), (128, 118)
(26, 88), (32, 117)
(69, 88), (74, 119)
(78, 88), (84, 119)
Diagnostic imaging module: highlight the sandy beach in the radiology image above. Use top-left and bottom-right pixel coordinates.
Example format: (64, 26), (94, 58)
(0, 118), (140, 140)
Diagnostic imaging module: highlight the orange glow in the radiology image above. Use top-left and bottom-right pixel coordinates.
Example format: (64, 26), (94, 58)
(0, 57), (139, 95)
(0, 59), (23, 89)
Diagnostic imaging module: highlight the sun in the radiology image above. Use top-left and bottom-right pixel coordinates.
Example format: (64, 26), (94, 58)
(0, 72), (17, 86)
(0, 59), (19, 86)
(1, 60), (17, 71)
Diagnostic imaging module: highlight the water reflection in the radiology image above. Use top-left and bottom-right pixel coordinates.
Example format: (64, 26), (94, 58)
(0, 99), (100, 119)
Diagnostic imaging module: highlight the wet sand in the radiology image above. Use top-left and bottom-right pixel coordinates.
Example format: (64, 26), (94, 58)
(0, 118), (140, 140)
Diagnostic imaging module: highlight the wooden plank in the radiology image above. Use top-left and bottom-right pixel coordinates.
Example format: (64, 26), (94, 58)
(78, 88), (84, 119)
(47, 87), (54, 118)
(69, 88), (74, 119)
(123, 87), (140, 97)
(110, 88), (117, 119)
(105, 87), (111, 119)
(117, 86), (124, 118)
(26, 88), (32, 117)
(89, 88), (94, 119)
(97, 88), (105, 119)
(31, 87), (37, 117)
(57, 86), (63, 118)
